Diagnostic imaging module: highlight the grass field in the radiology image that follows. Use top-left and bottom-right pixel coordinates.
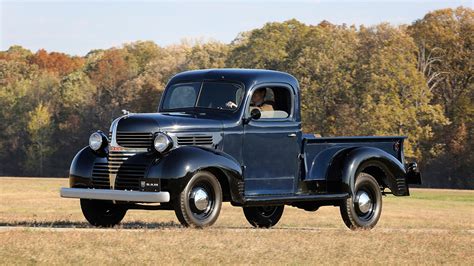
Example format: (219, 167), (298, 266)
(0, 177), (473, 264)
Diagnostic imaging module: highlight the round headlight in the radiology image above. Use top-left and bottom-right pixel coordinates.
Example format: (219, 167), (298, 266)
(154, 132), (172, 153)
(89, 132), (105, 151)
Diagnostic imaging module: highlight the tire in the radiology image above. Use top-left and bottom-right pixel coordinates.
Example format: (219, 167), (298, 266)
(80, 199), (127, 227)
(243, 205), (284, 228)
(173, 171), (222, 228)
(340, 172), (382, 230)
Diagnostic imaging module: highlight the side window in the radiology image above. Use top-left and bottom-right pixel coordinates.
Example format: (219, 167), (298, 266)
(249, 86), (292, 119)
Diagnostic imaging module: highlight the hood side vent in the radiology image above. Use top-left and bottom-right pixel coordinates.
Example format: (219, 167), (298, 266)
(177, 135), (213, 146)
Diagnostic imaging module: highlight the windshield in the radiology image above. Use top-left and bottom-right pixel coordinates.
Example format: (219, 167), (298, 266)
(161, 82), (244, 111)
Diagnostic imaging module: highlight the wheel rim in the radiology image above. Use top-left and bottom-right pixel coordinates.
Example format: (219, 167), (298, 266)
(188, 181), (215, 219)
(354, 188), (376, 220)
(191, 187), (210, 211)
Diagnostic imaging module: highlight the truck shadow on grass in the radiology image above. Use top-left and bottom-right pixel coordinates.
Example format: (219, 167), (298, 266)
(0, 220), (184, 229)
(0, 221), (336, 231)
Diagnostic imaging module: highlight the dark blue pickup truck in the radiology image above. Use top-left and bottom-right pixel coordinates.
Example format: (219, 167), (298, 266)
(60, 69), (421, 229)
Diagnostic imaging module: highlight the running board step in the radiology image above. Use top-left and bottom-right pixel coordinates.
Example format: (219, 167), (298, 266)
(244, 193), (349, 206)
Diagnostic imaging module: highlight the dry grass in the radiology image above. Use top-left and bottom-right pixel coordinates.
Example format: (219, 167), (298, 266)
(0, 177), (473, 265)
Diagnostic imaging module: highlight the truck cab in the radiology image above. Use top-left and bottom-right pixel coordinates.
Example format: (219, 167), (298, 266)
(61, 69), (421, 229)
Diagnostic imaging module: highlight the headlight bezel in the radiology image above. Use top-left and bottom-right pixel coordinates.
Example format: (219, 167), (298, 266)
(153, 132), (173, 153)
(89, 131), (108, 152)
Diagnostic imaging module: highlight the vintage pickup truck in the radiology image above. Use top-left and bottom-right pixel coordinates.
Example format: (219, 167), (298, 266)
(60, 69), (421, 229)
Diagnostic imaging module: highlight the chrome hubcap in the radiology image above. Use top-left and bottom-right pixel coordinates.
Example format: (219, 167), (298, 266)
(356, 191), (372, 214)
(191, 187), (209, 211)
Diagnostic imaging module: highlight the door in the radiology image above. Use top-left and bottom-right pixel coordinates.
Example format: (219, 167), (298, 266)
(242, 85), (300, 196)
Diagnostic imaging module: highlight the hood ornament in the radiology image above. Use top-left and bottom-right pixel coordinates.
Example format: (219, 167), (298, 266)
(121, 109), (130, 116)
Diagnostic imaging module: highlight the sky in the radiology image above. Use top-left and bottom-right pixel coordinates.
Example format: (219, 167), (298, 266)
(1, 0), (471, 56)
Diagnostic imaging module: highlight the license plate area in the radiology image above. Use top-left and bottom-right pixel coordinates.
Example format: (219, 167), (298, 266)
(140, 178), (161, 192)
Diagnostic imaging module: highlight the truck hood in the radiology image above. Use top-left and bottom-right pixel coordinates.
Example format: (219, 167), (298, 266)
(115, 113), (223, 133)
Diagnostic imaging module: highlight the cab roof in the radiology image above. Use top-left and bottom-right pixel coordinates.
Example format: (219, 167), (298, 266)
(167, 69), (299, 91)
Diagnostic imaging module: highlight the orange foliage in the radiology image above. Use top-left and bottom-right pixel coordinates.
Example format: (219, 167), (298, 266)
(88, 49), (130, 89)
(29, 49), (84, 76)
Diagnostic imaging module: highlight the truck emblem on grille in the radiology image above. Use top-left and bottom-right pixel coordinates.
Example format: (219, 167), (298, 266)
(110, 146), (123, 151)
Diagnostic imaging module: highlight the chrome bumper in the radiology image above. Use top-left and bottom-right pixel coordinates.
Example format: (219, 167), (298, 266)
(60, 188), (170, 203)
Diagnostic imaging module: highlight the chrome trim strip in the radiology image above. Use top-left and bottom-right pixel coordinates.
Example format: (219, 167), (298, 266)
(60, 188), (170, 203)
(109, 116), (124, 147)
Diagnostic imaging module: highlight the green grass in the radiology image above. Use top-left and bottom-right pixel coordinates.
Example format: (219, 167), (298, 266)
(407, 189), (474, 202)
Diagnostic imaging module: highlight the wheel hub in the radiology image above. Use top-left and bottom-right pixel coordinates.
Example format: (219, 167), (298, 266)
(191, 187), (209, 211)
(355, 191), (373, 214)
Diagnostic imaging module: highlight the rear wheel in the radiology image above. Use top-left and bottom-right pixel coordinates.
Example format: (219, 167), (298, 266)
(173, 171), (222, 228)
(340, 172), (382, 230)
(80, 199), (127, 227)
(243, 205), (284, 228)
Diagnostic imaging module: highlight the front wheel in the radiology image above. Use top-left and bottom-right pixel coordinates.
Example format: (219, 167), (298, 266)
(173, 171), (222, 228)
(340, 172), (382, 230)
(243, 205), (284, 228)
(80, 199), (127, 227)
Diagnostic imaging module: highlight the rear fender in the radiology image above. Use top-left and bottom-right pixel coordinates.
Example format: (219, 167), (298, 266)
(340, 147), (408, 196)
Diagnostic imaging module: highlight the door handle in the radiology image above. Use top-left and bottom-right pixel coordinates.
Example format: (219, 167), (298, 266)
(287, 133), (297, 137)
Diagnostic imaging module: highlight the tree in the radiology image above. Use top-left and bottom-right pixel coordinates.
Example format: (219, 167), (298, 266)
(26, 103), (55, 176)
(29, 49), (84, 76)
(355, 24), (448, 159)
(0, 45), (33, 62)
(87, 48), (133, 124)
(226, 19), (308, 70)
(0, 59), (40, 175)
(184, 41), (229, 70)
(291, 24), (359, 136)
(408, 7), (473, 187)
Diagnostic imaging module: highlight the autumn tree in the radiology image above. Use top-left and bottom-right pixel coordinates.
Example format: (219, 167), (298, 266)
(291, 24), (359, 136)
(30, 49), (84, 76)
(354, 24), (448, 159)
(26, 103), (55, 176)
(226, 19), (308, 70)
(408, 7), (473, 186)
(0, 57), (40, 175)
(184, 41), (229, 70)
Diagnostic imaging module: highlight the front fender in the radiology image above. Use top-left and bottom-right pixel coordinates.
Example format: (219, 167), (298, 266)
(147, 146), (243, 202)
(69, 146), (105, 187)
(341, 147), (408, 196)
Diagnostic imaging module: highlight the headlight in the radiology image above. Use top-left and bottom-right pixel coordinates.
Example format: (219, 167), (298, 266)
(154, 132), (173, 153)
(89, 131), (107, 151)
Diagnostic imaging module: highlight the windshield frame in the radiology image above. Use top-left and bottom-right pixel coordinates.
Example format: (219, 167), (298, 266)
(159, 80), (246, 113)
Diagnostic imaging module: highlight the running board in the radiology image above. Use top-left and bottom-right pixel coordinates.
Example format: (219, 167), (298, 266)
(243, 193), (349, 206)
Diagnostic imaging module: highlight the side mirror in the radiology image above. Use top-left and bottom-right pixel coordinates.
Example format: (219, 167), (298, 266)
(250, 108), (261, 120)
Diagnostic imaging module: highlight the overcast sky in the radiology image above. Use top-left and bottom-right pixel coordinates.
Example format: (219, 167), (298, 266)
(1, 0), (471, 55)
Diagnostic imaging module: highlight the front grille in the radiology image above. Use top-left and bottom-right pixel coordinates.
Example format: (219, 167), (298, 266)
(91, 151), (147, 191)
(177, 135), (213, 146)
(114, 164), (147, 191)
(109, 151), (147, 191)
(92, 163), (110, 189)
(116, 131), (153, 148)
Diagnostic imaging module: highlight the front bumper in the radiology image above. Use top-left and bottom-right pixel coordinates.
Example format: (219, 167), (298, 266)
(60, 188), (170, 203)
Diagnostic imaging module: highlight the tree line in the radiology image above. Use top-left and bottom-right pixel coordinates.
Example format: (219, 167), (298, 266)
(0, 7), (472, 188)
